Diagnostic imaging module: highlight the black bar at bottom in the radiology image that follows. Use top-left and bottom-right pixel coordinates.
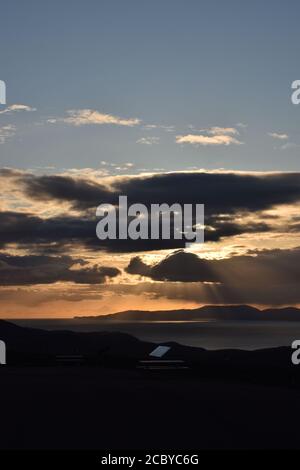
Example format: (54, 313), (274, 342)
(0, 450), (299, 467)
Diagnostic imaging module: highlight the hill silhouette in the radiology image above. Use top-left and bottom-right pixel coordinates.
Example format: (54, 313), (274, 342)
(0, 319), (154, 360)
(75, 304), (300, 322)
(0, 319), (298, 387)
(1, 319), (300, 449)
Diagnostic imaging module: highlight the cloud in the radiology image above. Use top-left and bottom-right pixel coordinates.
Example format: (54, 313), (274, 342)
(136, 136), (160, 145)
(176, 133), (242, 146)
(176, 126), (242, 146)
(114, 274), (300, 306)
(0, 210), (98, 249)
(1, 169), (300, 252)
(126, 247), (300, 285)
(0, 286), (104, 306)
(126, 251), (218, 282)
(280, 142), (298, 151)
(0, 105), (36, 143)
(0, 125), (16, 144)
(206, 126), (239, 135)
(20, 173), (111, 208)
(268, 133), (298, 150)
(1, 166), (300, 305)
(49, 109), (141, 127)
(0, 253), (120, 286)
(159, 125), (175, 133)
(0, 210), (271, 252)
(0, 104), (36, 115)
(0, 210), (188, 253)
(143, 124), (158, 130)
(268, 132), (289, 140)
(18, 170), (289, 217)
(143, 124), (175, 132)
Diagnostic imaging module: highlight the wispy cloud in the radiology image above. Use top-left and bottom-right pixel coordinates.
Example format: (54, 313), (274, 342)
(268, 132), (289, 140)
(0, 104), (36, 115)
(176, 125), (243, 146)
(160, 125), (175, 133)
(48, 109), (141, 127)
(143, 124), (175, 132)
(280, 142), (298, 150)
(0, 125), (16, 144)
(136, 136), (160, 145)
(176, 133), (242, 146)
(268, 132), (297, 150)
(206, 126), (239, 135)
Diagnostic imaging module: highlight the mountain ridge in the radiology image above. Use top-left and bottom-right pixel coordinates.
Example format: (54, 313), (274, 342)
(74, 304), (300, 322)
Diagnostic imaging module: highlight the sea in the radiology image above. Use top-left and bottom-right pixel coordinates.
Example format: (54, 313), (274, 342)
(11, 319), (300, 350)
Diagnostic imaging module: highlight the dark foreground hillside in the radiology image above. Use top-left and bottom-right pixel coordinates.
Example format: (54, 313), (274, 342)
(1, 320), (300, 449)
(1, 366), (300, 449)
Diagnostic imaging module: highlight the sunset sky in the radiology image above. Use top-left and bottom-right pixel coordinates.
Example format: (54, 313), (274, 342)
(1, 0), (300, 317)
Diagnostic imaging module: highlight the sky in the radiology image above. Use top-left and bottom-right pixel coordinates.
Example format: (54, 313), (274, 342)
(0, 0), (300, 317)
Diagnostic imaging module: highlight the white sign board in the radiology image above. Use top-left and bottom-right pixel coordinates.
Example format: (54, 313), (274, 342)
(149, 345), (171, 358)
